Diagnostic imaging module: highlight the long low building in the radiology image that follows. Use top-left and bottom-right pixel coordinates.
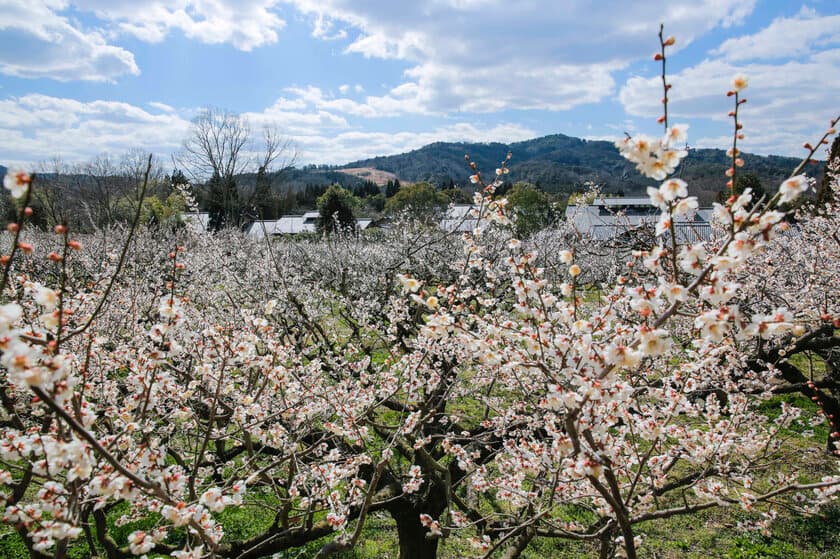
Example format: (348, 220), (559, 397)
(246, 212), (374, 238)
(182, 212), (210, 232)
(439, 204), (480, 232)
(565, 197), (715, 243)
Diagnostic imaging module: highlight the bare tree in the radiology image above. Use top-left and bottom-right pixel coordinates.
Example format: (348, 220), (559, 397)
(179, 108), (251, 182)
(80, 154), (115, 226)
(179, 107), (295, 227)
(261, 126), (294, 172)
(27, 152), (167, 231)
(32, 156), (74, 228)
(78, 150), (160, 228)
(246, 127), (297, 220)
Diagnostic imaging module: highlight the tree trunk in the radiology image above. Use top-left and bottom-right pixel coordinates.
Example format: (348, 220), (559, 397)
(598, 526), (617, 559)
(392, 508), (440, 559)
(620, 522), (637, 559)
(822, 395), (840, 455)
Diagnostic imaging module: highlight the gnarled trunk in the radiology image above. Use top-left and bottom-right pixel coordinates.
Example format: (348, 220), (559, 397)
(388, 482), (448, 559)
(392, 506), (441, 559)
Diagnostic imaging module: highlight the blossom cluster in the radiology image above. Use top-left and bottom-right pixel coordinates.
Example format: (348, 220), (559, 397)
(615, 124), (688, 180)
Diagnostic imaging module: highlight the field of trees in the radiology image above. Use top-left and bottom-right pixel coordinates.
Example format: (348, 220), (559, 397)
(1, 28), (840, 559)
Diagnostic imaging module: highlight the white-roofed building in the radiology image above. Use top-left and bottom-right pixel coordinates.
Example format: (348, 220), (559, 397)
(182, 212), (210, 232)
(439, 204), (479, 232)
(246, 211), (373, 238)
(566, 197), (715, 243)
(246, 220), (283, 239)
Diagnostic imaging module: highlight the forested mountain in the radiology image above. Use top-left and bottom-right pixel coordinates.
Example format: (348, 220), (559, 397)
(239, 166), (367, 192)
(340, 134), (819, 204)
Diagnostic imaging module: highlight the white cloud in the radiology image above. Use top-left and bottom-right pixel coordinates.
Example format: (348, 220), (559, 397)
(8, 0), (833, 167)
(712, 7), (840, 61)
(267, 85), (427, 119)
(0, 91), (535, 168)
(0, 0), (758, 102)
(148, 101), (175, 112)
(275, 59), (616, 119)
(283, 0), (755, 115)
(0, 0), (139, 81)
(245, 105), (350, 135)
(620, 58), (840, 156)
(0, 94), (190, 164)
(75, 1), (287, 51)
(0, 0), (289, 83)
(311, 12), (347, 40)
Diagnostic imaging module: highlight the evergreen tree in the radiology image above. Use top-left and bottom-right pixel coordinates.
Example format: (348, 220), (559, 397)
(298, 183), (328, 208)
(384, 182), (449, 224)
(206, 172), (224, 230)
(366, 193), (386, 213)
(385, 179), (401, 198)
(354, 181), (380, 198)
(507, 182), (557, 238)
(495, 181), (513, 197)
(254, 165), (277, 219)
(207, 172), (242, 230)
(440, 187), (471, 204)
(170, 169), (189, 189)
(716, 172), (765, 208)
(361, 180), (380, 198)
(317, 185), (358, 235)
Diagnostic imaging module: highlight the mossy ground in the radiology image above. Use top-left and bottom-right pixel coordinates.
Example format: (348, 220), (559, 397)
(4, 468), (839, 558)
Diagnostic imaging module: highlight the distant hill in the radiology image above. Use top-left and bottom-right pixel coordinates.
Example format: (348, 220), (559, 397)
(1, 136), (823, 208)
(340, 134), (820, 204)
(238, 166), (369, 192)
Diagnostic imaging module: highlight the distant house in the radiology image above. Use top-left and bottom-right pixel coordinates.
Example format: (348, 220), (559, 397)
(439, 204), (480, 232)
(182, 212), (210, 233)
(246, 211), (373, 238)
(244, 220), (280, 238)
(565, 197), (715, 243)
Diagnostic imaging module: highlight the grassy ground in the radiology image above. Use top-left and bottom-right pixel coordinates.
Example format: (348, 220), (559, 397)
(2, 499), (839, 558)
(3, 389), (838, 558)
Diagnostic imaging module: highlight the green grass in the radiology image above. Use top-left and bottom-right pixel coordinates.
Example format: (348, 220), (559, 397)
(0, 530), (29, 559)
(3, 499), (840, 558)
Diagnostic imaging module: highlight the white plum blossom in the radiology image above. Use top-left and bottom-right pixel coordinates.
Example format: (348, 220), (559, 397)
(732, 74), (749, 92)
(127, 530), (156, 555)
(403, 465), (424, 494)
(616, 127), (689, 180)
(778, 175), (809, 204)
(33, 285), (59, 310)
(398, 274), (421, 293)
(660, 178), (688, 202)
(3, 167), (31, 199)
(0, 302), (22, 332)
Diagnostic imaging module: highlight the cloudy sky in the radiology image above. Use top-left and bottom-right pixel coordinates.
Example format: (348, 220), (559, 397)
(1, 0), (838, 169)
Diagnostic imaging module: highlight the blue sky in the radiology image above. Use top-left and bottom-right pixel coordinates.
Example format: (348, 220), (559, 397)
(1, 0), (838, 172)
